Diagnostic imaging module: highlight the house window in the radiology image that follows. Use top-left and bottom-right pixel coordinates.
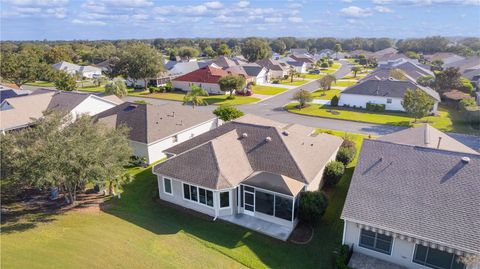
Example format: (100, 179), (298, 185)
(413, 245), (465, 269)
(163, 178), (172, 194)
(274, 196), (293, 221)
(359, 229), (393, 255)
(172, 135), (178, 143)
(220, 191), (230, 208)
(387, 98), (392, 104)
(182, 183), (213, 207)
(255, 191), (274, 216)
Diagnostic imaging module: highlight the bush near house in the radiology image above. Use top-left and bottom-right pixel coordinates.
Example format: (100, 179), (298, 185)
(336, 147), (356, 165)
(323, 161), (345, 187)
(298, 191), (329, 225)
(366, 103), (386, 112)
(334, 244), (354, 269)
(331, 95), (339, 107)
(213, 105), (244, 121)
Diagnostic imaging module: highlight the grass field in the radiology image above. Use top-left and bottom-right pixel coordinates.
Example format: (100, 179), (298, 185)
(285, 104), (479, 135)
(0, 132), (368, 269)
(25, 81), (55, 87)
(303, 73), (324, 79)
(128, 91), (259, 105)
(77, 85), (105, 93)
(312, 89), (341, 100)
(251, 85), (288, 95)
(333, 80), (357, 87)
(279, 79), (309, 86)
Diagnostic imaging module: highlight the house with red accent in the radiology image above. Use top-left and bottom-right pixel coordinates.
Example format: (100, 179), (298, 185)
(172, 65), (251, 94)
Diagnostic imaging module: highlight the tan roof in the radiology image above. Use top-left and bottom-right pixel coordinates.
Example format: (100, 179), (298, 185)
(0, 92), (55, 131)
(378, 124), (478, 154)
(233, 114), (287, 129)
(243, 171), (305, 196)
(101, 95), (124, 105)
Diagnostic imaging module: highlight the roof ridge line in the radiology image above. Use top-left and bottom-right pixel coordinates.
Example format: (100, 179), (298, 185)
(275, 128), (309, 183)
(368, 139), (480, 156)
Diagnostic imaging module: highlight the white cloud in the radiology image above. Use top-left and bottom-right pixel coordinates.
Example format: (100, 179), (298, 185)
(379, 0), (479, 5)
(264, 17), (282, 23)
(287, 3), (302, 8)
(372, 0), (392, 4)
(204, 1), (223, 9)
(5, 0), (68, 6)
(72, 19), (106, 26)
(341, 0), (354, 2)
(131, 14), (149, 20)
(340, 6), (372, 17)
(154, 5), (209, 16)
(98, 0), (153, 7)
(288, 16), (303, 22)
(237, 1), (250, 8)
(374, 5), (393, 12)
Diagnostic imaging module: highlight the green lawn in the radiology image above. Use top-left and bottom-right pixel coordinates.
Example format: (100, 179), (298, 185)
(128, 91), (259, 105)
(303, 73), (324, 79)
(25, 81), (55, 87)
(251, 85), (287, 95)
(333, 80), (357, 87)
(279, 79), (309, 86)
(285, 104), (479, 135)
(1, 133), (368, 269)
(312, 89), (341, 100)
(77, 85), (105, 93)
(341, 73), (367, 80)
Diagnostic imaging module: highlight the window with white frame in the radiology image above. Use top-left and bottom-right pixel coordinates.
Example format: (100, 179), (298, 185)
(163, 178), (172, 194)
(413, 244), (465, 269)
(182, 183), (213, 207)
(220, 191), (229, 208)
(359, 229), (393, 255)
(387, 98), (392, 104)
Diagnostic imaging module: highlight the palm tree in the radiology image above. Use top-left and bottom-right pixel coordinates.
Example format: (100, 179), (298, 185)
(183, 85), (209, 108)
(351, 66), (362, 78)
(320, 74), (336, 90)
(104, 79), (128, 97)
(288, 67), (298, 83)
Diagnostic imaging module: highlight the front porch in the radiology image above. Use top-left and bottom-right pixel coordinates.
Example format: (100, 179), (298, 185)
(219, 213), (294, 241)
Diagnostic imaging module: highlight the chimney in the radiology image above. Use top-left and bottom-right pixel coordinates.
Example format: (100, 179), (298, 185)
(436, 137), (442, 149)
(461, 157), (470, 164)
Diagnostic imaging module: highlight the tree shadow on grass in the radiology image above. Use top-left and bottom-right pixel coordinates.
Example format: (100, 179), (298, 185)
(101, 167), (343, 269)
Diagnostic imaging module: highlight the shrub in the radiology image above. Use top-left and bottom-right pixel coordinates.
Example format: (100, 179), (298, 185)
(293, 89), (313, 108)
(298, 191), (328, 224)
(336, 147), (356, 165)
(129, 156), (147, 167)
(323, 161), (345, 187)
(226, 95), (236, 100)
(459, 77), (474, 94)
(366, 103), (386, 112)
(341, 139), (356, 149)
(460, 98), (476, 108)
(283, 75), (289, 80)
(334, 245), (354, 269)
(164, 81), (173, 92)
(213, 105), (244, 121)
(328, 60), (334, 65)
(331, 95), (339, 107)
(321, 62), (329, 68)
(148, 85), (157, 93)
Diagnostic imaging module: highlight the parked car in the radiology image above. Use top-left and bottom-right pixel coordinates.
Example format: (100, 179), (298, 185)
(309, 70), (321, 74)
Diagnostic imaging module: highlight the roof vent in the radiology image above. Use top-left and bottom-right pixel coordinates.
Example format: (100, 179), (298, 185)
(241, 132), (248, 138)
(265, 136), (272, 142)
(282, 131), (289, 136)
(461, 157), (470, 164)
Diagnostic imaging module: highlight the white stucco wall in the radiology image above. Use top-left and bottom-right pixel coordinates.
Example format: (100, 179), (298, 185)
(255, 68), (268, 85)
(339, 94), (438, 113)
(172, 81), (223, 94)
(343, 220), (478, 269)
(131, 118), (219, 164)
(70, 96), (117, 120)
(82, 70), (102, 78)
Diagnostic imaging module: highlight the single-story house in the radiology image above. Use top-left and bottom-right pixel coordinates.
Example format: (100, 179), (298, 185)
(171, 66), (250, 94)
(256, 58), (288, 79)
(339, 78), (440, 113)
(211, 56), (247, 68)
(52, 61), (102, 78)
(424, 52), (465, 66)
(286, 61), (307, 74)
(315, 49), (335, 60)
(152, 114), (343, 240)
(225, 64), (269, 85)
(363, 59), (434, 82)
(94, 102), (219, 164)
(290, 54), (315, 69)
(342, 125), (479, 269)
(290, 48), (310, 56)
(0, 89), (122, 133)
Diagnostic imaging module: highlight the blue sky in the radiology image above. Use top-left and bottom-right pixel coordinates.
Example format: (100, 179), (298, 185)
(1, 0), (479, 41)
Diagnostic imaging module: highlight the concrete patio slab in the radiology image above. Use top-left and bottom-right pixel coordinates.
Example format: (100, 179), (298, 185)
(348, 252), (408, 269)
(219, 214), (293, 241)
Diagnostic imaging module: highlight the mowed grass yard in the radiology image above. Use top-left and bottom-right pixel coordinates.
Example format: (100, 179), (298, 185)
(128, 90), (260, 105)
(285, 104), (479, 135)
(1, 132), (368, 269)
(312, 89), (341, 100)
(25, 81), (56, 87)
(279, 79), (310, 86)
(251, 85), (288, 95)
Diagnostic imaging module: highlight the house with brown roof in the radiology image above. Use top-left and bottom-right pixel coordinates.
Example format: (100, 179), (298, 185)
(171, 65), (250, 94)
(94, 102), (219, 164)
(342, 125), (479, 269)
(256, 58), (288, 79)
(152, 114), (343, 240)
(0, 89), (122, 132)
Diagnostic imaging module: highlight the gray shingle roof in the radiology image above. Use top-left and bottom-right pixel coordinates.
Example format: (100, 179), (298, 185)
(46, 91), (90, 112)
(342, 79), (440, 101)
(155, 115), (342, 190)
(342, 139), (480, 254)
(94, 102), (216, 144)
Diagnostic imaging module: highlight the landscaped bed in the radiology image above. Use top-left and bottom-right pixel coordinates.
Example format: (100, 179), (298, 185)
(0, 130), (367, 269)
(285, 103), (479, 135)
(251, 85), (287, 95)
(128, 90), (260, 105)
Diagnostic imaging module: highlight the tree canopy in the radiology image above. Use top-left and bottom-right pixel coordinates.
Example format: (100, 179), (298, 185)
(183, 85), (209, 108)
(293, 89), (313, 108)
(213, 105), (244, 121)
(105, 79), (128, 97)
(241, 38), (271, 62)
(177, 46), (200, 60)
(54, 71), (77, 91)
(402, 88), (435, 121)
(0, 49), (51, 87)
(0, 111), (132, 203)
(218, 75), (246, 96)
(320, 74), (336, 90)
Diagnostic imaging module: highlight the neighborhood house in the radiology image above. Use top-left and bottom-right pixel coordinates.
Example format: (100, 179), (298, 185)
(153, 115), (343, 240)
(52, 61), (102, 78)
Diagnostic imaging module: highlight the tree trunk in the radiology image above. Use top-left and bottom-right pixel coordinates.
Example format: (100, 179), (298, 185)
(144, 79), (148, 92)
(108, 181), (114, 196)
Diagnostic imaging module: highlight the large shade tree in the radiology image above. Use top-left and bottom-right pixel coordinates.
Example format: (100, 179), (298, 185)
(115, 42), (164, 91)
(0, 49), (51, 87)
(320, 74), (336, 90)
(54, 71), (77, 91)
(177, 46), (200, 60)
(241, 38), (271, 62)
(218, 75), (246, 96)
(104, 79), (128, 97)
(402, 88), (435, 122)
(0, 112), (132, 203)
